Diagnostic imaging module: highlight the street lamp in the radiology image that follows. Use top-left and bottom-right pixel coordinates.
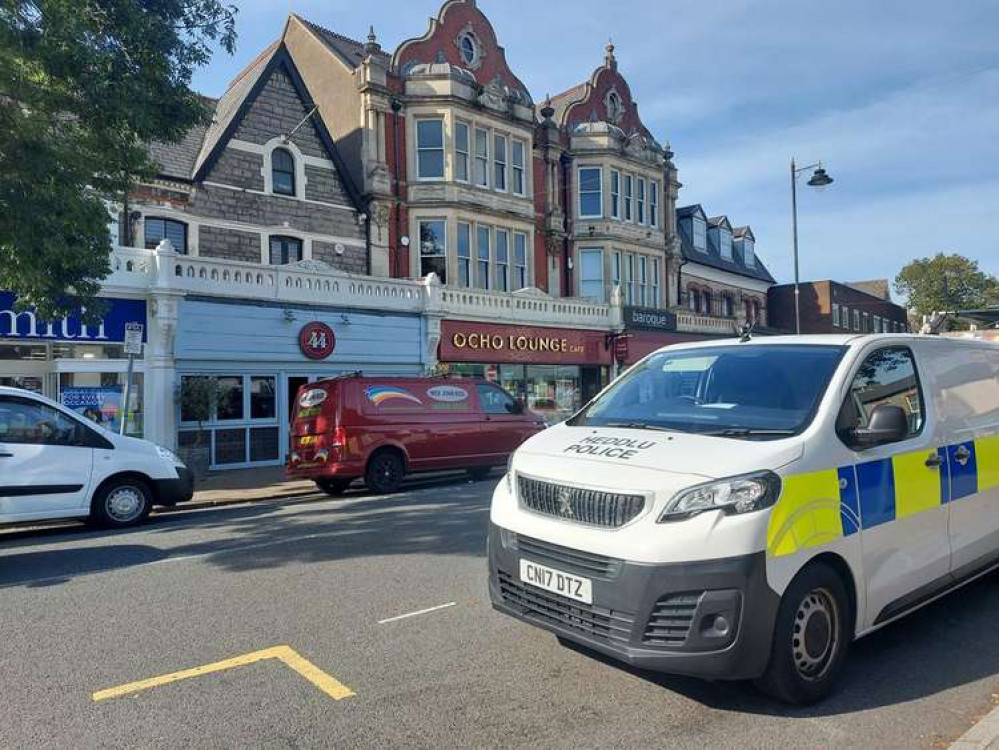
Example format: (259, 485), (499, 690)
(791, 159), (834, 334)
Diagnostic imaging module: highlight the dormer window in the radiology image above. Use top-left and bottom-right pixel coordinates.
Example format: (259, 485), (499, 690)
(272, 147), (296, 196)
(692, 218), (707, 252)
(719, 230), (732, 260)
(744, 238), (756, 267)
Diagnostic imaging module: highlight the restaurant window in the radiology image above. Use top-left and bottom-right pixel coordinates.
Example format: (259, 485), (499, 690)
(494, 134), (508, 191)
(513, 232), (528, 290)
(578, 167), (602, 218)
(144, 217), (187, 254)
(637, 178), (646, 225)
(269, 236), (302, 265)
(495, 229), (510, 292)
(610, 170), (620, 219)
(624, 175), (633, 221)
(474, 127), (489, 187)
(475, 225), (490, 289)
(579, 248), (604, 301)
(419, 219), (447, 282)
(651, 258), (661, 307)
(416, 118), (445, 179)
(511, 140), (526, 196)
(455, 121), (470, 182)
(457, 222), (472, 287)
(271, 147), (296, 196)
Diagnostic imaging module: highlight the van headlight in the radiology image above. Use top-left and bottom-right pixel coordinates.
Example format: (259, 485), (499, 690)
(156, 445), (186, 467)
(505, 453), (516, 493)
(658, 471), (781, 522)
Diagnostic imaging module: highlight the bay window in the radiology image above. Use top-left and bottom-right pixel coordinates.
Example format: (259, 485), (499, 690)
(494, 134), (508, 191)
(474, 128), (489, 187)
(578, 167), (603, 218)
(650, 181), (659, 227)
(651, 258), (661, 307)
(625, 253), (634, 304)
(611, 171), (620, 219)
(579, 249), (605, 301)
(637, 178), (646, 225)
(512, 140), (526, 195)
(495, 229), (509, 291)
(638, 255), (648, 305)
(476, 225), (491, 289)
(418, 219), (447, 282)
(455, 121), (470, 182)
(457, 222), (472, 287)
(416, 119), (445, 179)
(624, 175), (633, 222)
(513, 232), (528, 289)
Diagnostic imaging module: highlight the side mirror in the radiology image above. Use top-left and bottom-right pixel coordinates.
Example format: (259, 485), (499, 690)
(851, 404), (909, 448)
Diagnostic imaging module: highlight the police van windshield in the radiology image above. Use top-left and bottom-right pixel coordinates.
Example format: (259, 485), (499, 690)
(569, 344), (847, 440)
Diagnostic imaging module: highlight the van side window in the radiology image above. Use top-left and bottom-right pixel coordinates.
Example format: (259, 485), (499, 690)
(0, 397), (86, 447)
(837, 347), (924, 441)
(477, 384), (517, 415)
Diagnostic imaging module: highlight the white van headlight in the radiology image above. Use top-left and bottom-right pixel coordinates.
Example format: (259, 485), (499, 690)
(156, 445), (185, 467)
(658, 471), (781, 522)
(505, 453), (516, 493)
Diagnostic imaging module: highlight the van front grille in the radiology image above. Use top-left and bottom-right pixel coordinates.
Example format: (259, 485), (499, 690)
(517, 475), (645, 528)
(498, 570), (634, 644)
(642, 591), (703, 647)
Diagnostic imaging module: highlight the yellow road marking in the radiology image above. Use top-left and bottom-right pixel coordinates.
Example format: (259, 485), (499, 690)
(92, 646), (354, 703)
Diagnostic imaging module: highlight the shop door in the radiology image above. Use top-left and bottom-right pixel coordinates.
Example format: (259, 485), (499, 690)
(287, 377), (309, 422)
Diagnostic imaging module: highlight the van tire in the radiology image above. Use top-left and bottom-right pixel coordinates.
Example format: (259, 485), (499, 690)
(754, 562), (850, 705)
(315, 478), (352, 497)
(467, 467), (492, 481)
(89, 476), (153, 528)
(365, 450), (405, 494)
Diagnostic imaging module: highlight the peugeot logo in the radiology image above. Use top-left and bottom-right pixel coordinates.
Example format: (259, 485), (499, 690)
(557, 487), (574, 517)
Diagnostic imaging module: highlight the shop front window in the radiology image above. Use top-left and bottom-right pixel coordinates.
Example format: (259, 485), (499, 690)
(59, 371), (144, 436)
(250, 377), (276, 419)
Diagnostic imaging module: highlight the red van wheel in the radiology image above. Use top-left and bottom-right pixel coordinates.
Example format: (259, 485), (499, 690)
(365, 451), (405, 494)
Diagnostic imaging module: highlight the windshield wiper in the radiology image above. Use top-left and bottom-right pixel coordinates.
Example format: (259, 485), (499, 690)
(603, 421), (675, 432)
(701, 428), (797, 437)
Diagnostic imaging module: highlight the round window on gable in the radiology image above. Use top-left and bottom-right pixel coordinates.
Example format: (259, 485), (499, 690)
(458, 31), (479, 67)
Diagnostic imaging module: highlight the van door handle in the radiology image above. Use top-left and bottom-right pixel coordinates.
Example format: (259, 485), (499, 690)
(954, 445), (971, 466)
(925, 453), (943, 469)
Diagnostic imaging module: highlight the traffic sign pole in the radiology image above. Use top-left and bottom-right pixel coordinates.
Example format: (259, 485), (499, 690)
(121, 322), (144, 435)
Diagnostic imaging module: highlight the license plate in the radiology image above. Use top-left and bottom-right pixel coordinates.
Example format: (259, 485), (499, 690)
(519, 559), (592, 604)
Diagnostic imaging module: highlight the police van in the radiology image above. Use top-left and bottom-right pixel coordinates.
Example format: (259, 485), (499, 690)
(488, 334), (999, 703)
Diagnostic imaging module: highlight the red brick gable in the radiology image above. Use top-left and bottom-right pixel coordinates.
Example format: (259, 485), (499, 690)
(560, 65), (653, 139)
(392, 0), (530, 101)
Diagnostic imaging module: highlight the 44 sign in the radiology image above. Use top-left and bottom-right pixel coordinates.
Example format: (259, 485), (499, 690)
(299, 322), (336, 360)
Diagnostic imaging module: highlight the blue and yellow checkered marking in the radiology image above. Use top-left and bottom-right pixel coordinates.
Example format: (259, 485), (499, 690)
(767, 436), (997, 558)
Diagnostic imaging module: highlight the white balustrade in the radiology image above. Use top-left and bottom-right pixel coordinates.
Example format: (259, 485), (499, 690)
(675, 312), (740, 335)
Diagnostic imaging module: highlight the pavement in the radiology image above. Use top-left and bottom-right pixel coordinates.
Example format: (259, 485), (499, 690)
(3, 474), (999, 749)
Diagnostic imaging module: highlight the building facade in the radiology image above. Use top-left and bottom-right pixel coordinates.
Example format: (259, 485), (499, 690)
(768, 279), (910, 335)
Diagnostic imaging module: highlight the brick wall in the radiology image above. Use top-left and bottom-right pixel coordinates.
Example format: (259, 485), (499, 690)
(313, 241), (366, 275)
(207, 149), (264, 191)
(199, 226), (261, 263)
(305, 165), (351, 205)
(768, 281), (908, 333)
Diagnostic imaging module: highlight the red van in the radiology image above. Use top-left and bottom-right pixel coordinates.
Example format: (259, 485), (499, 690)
(286, 375), (545, 495)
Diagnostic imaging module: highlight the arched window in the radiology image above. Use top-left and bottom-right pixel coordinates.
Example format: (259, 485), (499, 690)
(702, 291), (713, 316)
(272, 147), (296, 196)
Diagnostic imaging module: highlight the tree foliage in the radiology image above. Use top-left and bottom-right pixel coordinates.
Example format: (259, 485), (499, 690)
(893, 253), (999, 319)
(0, 0), (236, 319)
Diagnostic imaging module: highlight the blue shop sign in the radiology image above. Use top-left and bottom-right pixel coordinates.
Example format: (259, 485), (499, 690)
(0, 293), (147, 343)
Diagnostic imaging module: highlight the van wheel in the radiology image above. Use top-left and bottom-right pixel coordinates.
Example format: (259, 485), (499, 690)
(315, 478), (352, 497)
(89, 477), (152, 528)
(754, 562), (850, 705)
(467, 467), (492, 481)
(365, 451), (405, 494)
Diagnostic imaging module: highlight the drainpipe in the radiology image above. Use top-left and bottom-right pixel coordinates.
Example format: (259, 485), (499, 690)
(559, 151), (573, 297)
(391, 98), (404, 279)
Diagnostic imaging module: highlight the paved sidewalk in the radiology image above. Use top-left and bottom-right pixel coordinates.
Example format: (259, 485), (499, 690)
(952, 699), (999, 749)
(183, 466), (318, 509)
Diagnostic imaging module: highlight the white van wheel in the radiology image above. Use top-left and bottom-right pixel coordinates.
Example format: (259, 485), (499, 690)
(755, 562), (850, 705)
(90, 478), (152, 528)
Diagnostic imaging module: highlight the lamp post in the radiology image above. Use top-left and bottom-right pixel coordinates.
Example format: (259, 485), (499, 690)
(790, 159), (833, 334)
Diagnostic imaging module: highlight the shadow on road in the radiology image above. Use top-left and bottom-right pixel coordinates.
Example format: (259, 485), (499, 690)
(0, 475), (495, 589)
(557, 568), (999, 716)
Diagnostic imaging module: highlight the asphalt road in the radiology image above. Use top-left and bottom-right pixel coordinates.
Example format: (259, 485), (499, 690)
(3, 474), (999, 749)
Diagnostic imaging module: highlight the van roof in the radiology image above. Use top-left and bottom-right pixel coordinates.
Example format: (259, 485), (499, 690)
(650, 332), (998, 355)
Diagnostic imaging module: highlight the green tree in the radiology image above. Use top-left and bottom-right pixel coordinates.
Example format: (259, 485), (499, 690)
(893, 253), (999, 319)
(0, 0), (236, 319)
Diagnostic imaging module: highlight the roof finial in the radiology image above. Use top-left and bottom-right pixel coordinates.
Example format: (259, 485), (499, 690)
(364, 25), (380, 56)
(605, 37), (616, 69)
(540, 94), (555, 122)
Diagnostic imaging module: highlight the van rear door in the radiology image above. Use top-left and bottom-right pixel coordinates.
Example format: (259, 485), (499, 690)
(290, 383), (337, 465)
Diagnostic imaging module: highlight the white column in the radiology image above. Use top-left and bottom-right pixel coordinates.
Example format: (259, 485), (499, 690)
(144, 240), (184, 448)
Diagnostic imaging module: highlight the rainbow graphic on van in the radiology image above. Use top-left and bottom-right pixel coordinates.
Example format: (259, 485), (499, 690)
(365, 385), (422, 407)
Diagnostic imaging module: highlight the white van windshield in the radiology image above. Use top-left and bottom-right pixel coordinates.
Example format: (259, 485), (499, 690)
(569, 344), (847, 439)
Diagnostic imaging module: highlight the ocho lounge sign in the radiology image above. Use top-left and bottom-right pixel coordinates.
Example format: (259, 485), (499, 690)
(439, 321), (610, 365)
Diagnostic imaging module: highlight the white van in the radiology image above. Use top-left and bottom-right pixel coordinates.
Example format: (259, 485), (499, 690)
(0, 386), (193, 528)
(489, 334), (999, 704)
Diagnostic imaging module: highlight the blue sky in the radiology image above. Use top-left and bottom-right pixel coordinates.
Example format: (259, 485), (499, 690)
(192, 0), (999, 291)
